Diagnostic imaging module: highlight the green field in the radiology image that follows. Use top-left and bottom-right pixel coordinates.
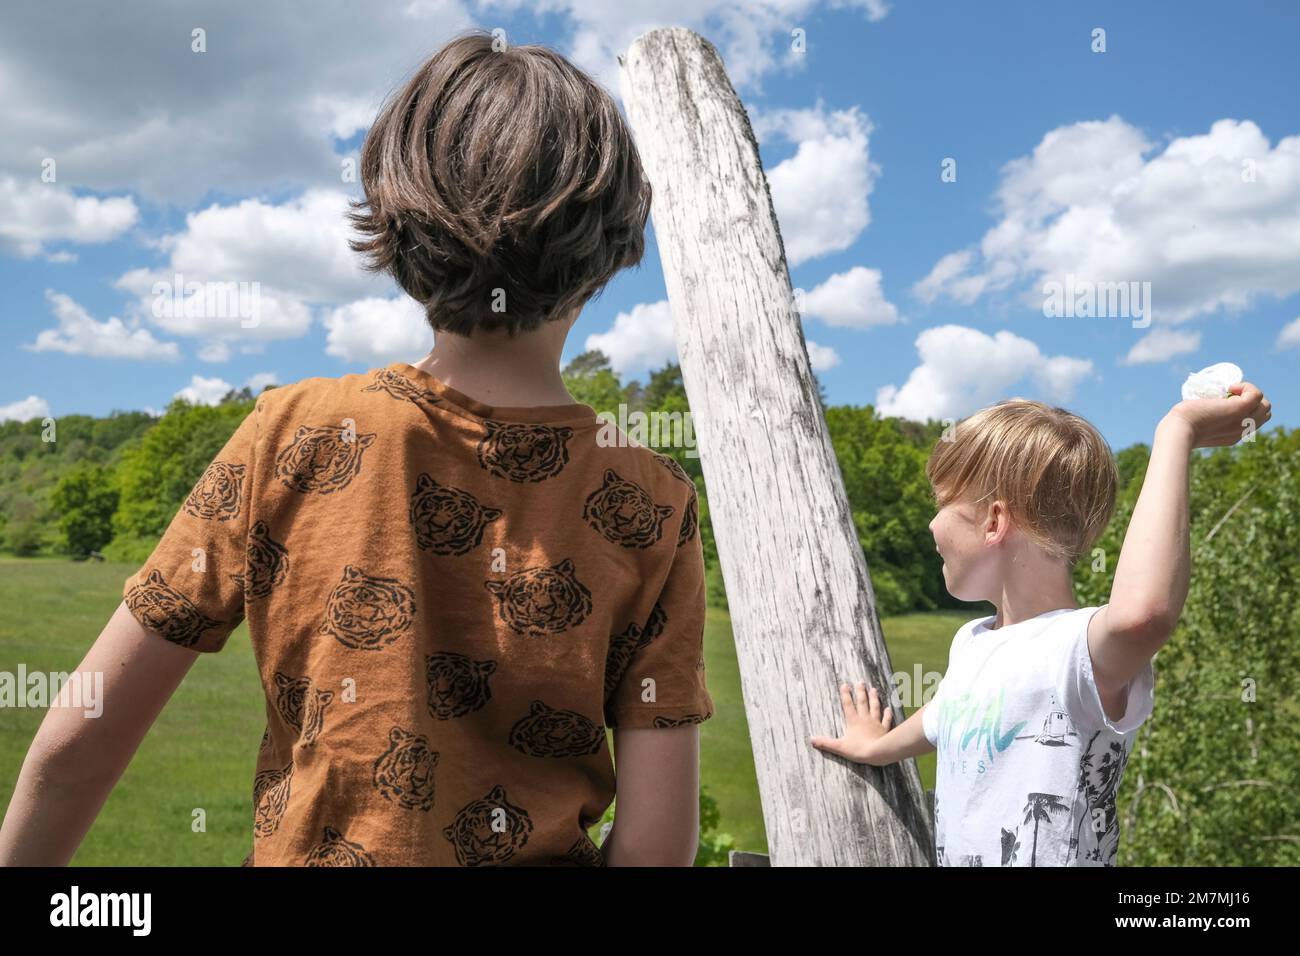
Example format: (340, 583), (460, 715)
(0, 556), (964, 865)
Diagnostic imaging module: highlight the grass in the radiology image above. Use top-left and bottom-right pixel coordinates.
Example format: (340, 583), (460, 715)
(0, 557), (970, 865)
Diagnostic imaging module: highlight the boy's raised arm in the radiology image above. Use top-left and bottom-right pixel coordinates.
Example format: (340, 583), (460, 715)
(1088, 382), (1272, 692)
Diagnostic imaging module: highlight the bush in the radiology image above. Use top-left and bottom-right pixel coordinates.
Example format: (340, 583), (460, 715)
(50, 462), (119, 556)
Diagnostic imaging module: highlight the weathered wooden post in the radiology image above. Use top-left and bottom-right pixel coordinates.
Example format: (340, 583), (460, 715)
(618, 28), (934, 866)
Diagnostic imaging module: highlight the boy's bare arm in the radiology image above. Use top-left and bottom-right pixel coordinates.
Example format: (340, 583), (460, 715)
(809, 682), (935, 766)
(603, 725), (701, 865)
(0, 600), (197, 866)
(1089, 382), (1272, 694)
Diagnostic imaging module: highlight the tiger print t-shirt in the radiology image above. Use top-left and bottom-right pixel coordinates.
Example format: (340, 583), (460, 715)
(121, 361), (713, 867)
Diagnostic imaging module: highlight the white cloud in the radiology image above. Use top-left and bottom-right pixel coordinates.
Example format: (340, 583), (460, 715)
(246, 372), (281, 393)
(25, 291), (180, 360)
(488, 0), (890, 94)
(801, 266), (898, 328)
(1121, 327), (1201, 365)
(322, 296), (433, 365)
(0, 2), (478, 204)
(1278, 316), (1300, 350)
(805, 339), (841, 371)
(828, 0), (891, 20)
(198, 340), (233, 363)
(0, 3), (891, 205)
(174, 375), (237, 407)
(915, 117), (1300, 329)
(0, 395), (51, 423)
(750, 102), (879, 266)
(114, 190), (385, 345)
(914, 251), (978, 305)
(584, 300), (679, 376)
(876, 324), (1094, 422)
(0, 175), (137, 257)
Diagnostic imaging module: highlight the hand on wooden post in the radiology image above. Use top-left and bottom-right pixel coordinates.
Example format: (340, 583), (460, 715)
(809, 681), (893, 766)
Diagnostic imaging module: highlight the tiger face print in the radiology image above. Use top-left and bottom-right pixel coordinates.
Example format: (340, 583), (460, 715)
(643, 601), (668, 641)
(477, 421), (573, 482)
(604, 622), (650, 695)
(550, 834), (606, 867)
(484, 559), (592, 636)
(426, 652), (496, 720)
(362, 367), (441, 406)
(305, 826), (376, 867)
(231, 520), (289, 598)
(409, 473), (502, 555)
(273, 671), (333, 747)
(583, 469), (674, 548)
(183, 459), (246, 521)
(125, 569), (224, 649)
(320, 565), (416, 650)
(652, 712), (713, 728)
(654, 452), (699, 546)
(507, 700), (604, 758)
(443, 785), (534, 866)
(253, 763), (293, 838)
(372, 726), (439, 812)
(275, 424), (376, 495)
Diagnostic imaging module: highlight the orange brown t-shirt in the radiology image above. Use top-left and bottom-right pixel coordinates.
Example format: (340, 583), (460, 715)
(121, 361), (713, 866)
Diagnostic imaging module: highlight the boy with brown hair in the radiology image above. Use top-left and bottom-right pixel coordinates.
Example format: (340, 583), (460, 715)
(811, 387), (1271, 865)
(0, 30), (712, 867)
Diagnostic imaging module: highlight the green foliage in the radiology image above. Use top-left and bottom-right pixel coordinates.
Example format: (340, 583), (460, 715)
(823, 405), (947, 616)
(50, 462), (120, 556)
(0, 409), (155, 559)
(3, 494), (45, 555)
(110, 396), (255, 562)
(562, 350), (629, 412)
(1074, 427), (1300, 865)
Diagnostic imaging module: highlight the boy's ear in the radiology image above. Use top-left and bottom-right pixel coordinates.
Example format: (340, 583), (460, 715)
(985, 500), (1013, 543)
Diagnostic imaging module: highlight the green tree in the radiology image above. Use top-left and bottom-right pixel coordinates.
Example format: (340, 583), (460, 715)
(50, 462), (120, 556)
(107, 396), (255, 563)
(824, 405), (947, 616)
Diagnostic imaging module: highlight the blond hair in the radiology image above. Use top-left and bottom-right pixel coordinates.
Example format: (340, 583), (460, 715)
(925, 399), (1118, 565)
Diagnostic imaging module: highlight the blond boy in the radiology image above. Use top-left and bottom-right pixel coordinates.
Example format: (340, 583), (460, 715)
(811, 386), (1271, 865)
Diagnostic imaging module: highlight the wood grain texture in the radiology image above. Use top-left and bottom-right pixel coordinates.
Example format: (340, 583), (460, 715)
(619, 27), (934, 866)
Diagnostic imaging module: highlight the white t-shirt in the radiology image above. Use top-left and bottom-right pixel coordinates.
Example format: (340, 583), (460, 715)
(921, 605), (1156, 866)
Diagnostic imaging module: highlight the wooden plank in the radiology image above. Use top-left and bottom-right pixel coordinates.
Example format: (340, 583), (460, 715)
(619, 27), (934, 866)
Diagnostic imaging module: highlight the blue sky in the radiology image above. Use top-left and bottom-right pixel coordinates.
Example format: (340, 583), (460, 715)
(2, 0), (1296, 450)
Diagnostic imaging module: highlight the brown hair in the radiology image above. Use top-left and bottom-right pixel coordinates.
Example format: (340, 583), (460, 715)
(925, 399), (1118, 564)
(348, 30), (652, 337)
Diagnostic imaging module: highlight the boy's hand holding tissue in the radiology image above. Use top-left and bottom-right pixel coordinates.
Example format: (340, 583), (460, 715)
(1171, 363), (1271, 449)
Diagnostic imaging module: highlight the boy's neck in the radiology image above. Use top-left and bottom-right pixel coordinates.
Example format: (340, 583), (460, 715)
(988, 568), (1078, 630)
(410, 316), (578, 408)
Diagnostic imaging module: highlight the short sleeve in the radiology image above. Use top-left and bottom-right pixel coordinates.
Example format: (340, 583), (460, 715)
(922, 621), (971, 747)
(922, 677), (945, 747)
(122, 402), (261, 653)
(1057, 605), (1156, 735)
(603, 504), (713, 730)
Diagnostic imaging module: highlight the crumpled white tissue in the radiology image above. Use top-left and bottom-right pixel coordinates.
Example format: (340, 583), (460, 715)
(1181, 362), (1243, 401)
